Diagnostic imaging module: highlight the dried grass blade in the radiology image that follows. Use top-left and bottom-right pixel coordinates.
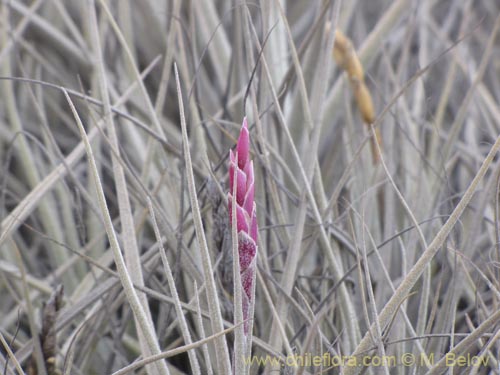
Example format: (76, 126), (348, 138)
(174, 64), (232, 374)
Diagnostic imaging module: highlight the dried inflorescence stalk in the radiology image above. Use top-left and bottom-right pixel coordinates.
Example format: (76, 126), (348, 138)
(333, 29), (382, 163)
(27, 285), (64, 375)
(228, 117), (258, 336)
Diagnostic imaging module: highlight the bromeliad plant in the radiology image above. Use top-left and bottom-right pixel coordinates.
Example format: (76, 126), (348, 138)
(228, 117), (258, 344)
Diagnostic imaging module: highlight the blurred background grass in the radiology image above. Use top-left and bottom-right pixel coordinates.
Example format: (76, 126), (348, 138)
(0, 0), (500, 374)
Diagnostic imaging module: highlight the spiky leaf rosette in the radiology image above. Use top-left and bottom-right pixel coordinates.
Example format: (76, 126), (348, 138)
(228, 117), (257, 335)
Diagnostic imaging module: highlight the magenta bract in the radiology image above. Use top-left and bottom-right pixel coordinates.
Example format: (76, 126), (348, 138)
(228, 117), (257, 335)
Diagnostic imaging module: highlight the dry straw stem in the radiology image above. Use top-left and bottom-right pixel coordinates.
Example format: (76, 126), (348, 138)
(2, 1), (500, 374)
(323, 0), (409, 120)
(111, 324), (240, 375)
(1, 2), (68, 284)
(174, 64), (232, 374)
(0, 60), (162, 342)
(231, 154), (246, 374)
(426, 14), (500, 167)
(0, 57), (162, 251)
(0, 331), (24, 375)
(427, 304), (500, 374)
(95, 0), (167, 141)
(5, 0), (89, 69)
(62, 312), (92, 375)
(259, 3), (361, 359)
(439, 14), (500, 164)
(86, 3), (166, 374)
(12, 239), (47, 375)
(193, 282), (214, 375)
(63, 90), (170, 375)
(343, 121), (500, 375)
(465, 315), (500, 375)
(333, 29), (381, 163)
(240, 14), (296, 364)
(244, 12), (351, 372)
(349, 214), (390, 375)
(147, 198), (201, 375)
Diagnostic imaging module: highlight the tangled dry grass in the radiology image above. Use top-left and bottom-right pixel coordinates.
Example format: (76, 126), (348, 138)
(0, 0), (500, 374)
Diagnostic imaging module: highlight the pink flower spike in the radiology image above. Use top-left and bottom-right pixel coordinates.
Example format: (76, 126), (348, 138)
(245, 160), (254, 188)
(241, 263), (254, 298)
(235, 168), (247, 206)
(238, 231), (256, 271)
(250, 208), (258, 242)
(243, 182), (254, 216)
(228, 117), (258, 337)
(228, 195), (249, 234)
(236, 117), (249, 169)
(235, 205), (249, 234)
